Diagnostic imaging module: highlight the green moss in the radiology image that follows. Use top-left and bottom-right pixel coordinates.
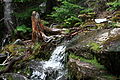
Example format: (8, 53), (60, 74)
(0, 65), (6, 71)
(15, 65), (31, 76)
(107, 0), (120, 11)
(32, 42), (41, 55)
(7, 75), (13, 80)
(89, 42), (102, 52)
(4, 44), (27, 56)
(69, 54), (105, 69)
(16, 25), (32, 33)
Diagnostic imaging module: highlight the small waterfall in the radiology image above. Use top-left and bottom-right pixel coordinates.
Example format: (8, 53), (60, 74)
(30, 45), (67, 80)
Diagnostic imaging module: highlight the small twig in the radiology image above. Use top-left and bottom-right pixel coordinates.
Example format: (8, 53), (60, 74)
(0, 63), (8, 66)
(0, 18), (4, 22)
(2, 54), (12, 65)
(0, 55), (25, 75)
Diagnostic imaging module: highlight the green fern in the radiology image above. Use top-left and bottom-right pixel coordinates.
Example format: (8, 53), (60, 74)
(49, 1), (93, 27)
(16, 25), (31, 33)
(107, 0), (120, 11)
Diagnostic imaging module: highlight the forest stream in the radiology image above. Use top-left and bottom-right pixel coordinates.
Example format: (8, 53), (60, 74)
(0, 0), (120, 80)
(30, 45), (67, 80)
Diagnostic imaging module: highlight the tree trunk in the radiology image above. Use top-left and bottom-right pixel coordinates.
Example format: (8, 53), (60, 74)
(3, 0), (16, 34)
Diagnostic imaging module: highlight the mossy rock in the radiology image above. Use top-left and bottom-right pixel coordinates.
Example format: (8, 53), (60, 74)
(0, 73), (28, 80)
(68, 54), (118, 80)
(67, 28), (120, 75)
(68, 58), (107, 80)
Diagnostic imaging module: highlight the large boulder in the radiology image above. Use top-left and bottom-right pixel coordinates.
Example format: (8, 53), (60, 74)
(68, 58), (108, 80)
(0, 73), (28, 80)
(67, 28), (120, 75)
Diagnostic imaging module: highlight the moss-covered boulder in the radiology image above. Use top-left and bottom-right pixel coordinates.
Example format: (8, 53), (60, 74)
(68, 57), (119, 80)
(68, 58), (108, 80)
(0, 73), (28, 80)
(67, 28), (120, 75)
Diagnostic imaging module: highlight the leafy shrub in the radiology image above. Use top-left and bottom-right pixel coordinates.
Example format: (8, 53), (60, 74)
(50, 1), (83, 22)
(49, 1), (93, 27)
(63, 16), (82, 27)
(16, 24), (31, 33)
(107, 0), (120, 11)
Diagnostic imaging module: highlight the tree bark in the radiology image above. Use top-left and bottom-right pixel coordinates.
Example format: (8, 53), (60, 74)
(31, 11), (61, 42)
(3, 0), (16, 34)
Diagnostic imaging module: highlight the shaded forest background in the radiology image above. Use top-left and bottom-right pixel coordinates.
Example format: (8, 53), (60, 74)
(0, 0), (120, 46)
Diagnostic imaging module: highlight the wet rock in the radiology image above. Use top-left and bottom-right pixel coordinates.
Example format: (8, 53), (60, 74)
(45, 67), (58, 80)
(67, 46), (94, 59)
(68, 58), (106, 80)
(0, 73), (28, 80)
(67, 28), (120, 75)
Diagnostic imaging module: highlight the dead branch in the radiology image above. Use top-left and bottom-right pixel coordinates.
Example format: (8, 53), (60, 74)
(0, 55), (24, 75)
(0, 18), (4, 22)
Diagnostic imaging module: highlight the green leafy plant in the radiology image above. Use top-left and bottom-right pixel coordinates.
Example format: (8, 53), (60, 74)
(107, 0), (120, 11)
(80, 8), (93, 14)
(63, 16), (82, 27)
(16, 25), (31, 33)
(89, 42), (101, 51)
(108, 22), (120, 28)
(49, 1), (93, 27)
(50, 1), (83, 22)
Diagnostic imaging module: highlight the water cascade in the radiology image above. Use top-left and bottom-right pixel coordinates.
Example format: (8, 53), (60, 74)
(30, 45), (67, 80)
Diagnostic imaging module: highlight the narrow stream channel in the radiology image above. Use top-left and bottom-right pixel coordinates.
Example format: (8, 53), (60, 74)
(30, 45), (67, 80)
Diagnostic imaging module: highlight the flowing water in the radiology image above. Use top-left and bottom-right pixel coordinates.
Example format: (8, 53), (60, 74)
(30, 45), (67, 80)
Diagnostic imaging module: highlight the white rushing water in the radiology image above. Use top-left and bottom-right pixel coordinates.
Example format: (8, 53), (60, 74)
(31, 45), (67, 80)
(44, 46), (66, 69)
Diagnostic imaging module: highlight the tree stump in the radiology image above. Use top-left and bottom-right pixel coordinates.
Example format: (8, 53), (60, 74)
(31, 11), (61, 42)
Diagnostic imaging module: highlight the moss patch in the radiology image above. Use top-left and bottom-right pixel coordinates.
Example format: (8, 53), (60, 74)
(0, 65), (6, 71)
(69, 53), (105, 69)
(89, 42), (102, 52)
